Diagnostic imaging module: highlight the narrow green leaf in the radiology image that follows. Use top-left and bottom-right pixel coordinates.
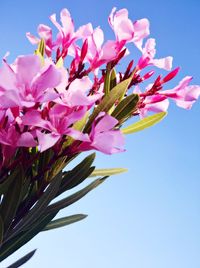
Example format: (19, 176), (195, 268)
(104, 63), (112, 95)
(0, 212), (57, 262)
(43, 214), (87, 231)
(37, 39), (45, 56)
(89, 168), (128, 177)
(57, 153), (96, 195)
(34, 39), (45, 64)
(122, 112), (167, 134)
(6, 249), (37, 268)
(38, 150), (53, 176)
(48, 156), (68, 180)
(111, 94), (139, 122)
(9, 172), (63, 239)
(0, 215), (3, 244)
(61, 166), (95, 193)
(0, 169), (18, 196)
(110, 68), (117, 90)
(48, 177), (108, 214)
(56, 57), (64, 67)
(0, 167), (24, 232)
(84, 75), (133, 132)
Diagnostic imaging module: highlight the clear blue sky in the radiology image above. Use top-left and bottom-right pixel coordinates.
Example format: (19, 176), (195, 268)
(1, 0), (200, 267)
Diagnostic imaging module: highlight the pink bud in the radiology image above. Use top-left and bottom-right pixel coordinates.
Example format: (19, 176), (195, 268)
(142, 70), (154, 80)
(56, 47), (61, 62)
(114, 48), (127, 65)
(80, 39), (88, 62)
(154, 75), (162, 87)
(137, 56), (150, 70)
(124, 60), (134, 79)
(162, 67), (180, 83)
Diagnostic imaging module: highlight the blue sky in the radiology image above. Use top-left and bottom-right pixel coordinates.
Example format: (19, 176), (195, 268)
(1, 0), (200, 267)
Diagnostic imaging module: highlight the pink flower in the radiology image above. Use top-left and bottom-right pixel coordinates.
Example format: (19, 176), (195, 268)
(0, 109), (36, 165)
(109, 7), (150, 48)
(0, 126), (36, 147)
(26, 24), (54, 57)
(78, 113), (125, 154)
(134, 86), (169, 117)
(22, 104), (89, 152)
(108, 8), (134, 43)
(56, 76), (103, 107)
(160, 76), (200, 109)
(50, 9), (76, 53)
(138, 38), (173, 71)
(0, 55), (62, 108)
(139, 96), (169, 117)
(27, 9), (76, 58)
(75, 24), (125, 72)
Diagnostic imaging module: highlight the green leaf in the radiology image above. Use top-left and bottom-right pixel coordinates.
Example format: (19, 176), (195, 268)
(0, 167), (24, 232)
(0, 212), (57, 262)
(122, 112), (167, 134)
(0, 215), (3, 244)
(38, 149), (53, 181)
(5, 249), (37, 268)
(43, 214), (87, 231)
(57, 153), (96, 195)
(110, 68), (117, 90)
(104, 63), (112, 95)
(61, 166), (95, 193)
(47, 177), (108, 214)
(56, 57), (64, 67)
(48, 156), (68, 180)
(84, 75), (133, 132)
(9, 172), (63, 238)
(0, 170), (18, 196)
(111, 94), (139, 122)
(89, 168), (128, 177)
(34, 39), (45, 64)
(36, 39), (45, 56)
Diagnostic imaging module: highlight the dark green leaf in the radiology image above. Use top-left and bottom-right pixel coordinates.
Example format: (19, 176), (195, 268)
(84, 75), (133, 132)
(43, 214), (87, 231)
(104, 63), (112, 95)
(47, 177), (108, 214)
(60, 166), (95, 193)
(9, 172), (63, 238)
(0, 212), (57, 262)
(5, 249), (37, 268)
(0, 167), (24, 232)
(110, 68), (117, 90)
(0, 172), (16, 195)
(38, 150), (53, 180)
(57, 153), (96, 195)
(111, 94), (139, 122)
(0, 215), (3, 244)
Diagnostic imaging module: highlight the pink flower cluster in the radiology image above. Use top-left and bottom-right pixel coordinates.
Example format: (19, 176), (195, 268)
(0, 7), (199, 169)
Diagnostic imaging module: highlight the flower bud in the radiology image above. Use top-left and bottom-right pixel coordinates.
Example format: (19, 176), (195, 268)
(162, 67), (180, 83)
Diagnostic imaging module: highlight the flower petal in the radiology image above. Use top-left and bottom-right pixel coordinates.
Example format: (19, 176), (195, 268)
(31, 64), (61, 92)
(16, 55), (41, 86)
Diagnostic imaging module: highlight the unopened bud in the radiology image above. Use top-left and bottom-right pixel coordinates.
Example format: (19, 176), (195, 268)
(142, 70), (154, 80)
(137, 56), (150, 70)
(162, 67), (180, 83)
(80, 39), (88, 62)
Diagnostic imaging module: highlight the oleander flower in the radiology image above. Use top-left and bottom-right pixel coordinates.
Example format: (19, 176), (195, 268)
(78, 113), (125, 154)
(0, 55), (62, 108)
